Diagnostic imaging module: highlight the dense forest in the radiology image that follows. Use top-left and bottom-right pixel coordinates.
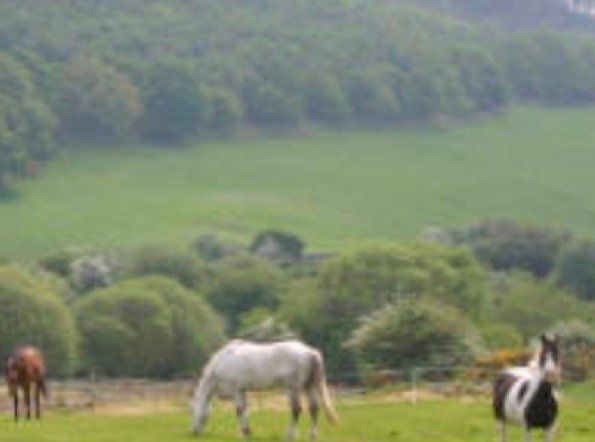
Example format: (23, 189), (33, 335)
(2, 0), (595, 189)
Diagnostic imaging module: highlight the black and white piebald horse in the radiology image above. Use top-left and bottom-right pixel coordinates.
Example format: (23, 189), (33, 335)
(493, 334), (561, 442)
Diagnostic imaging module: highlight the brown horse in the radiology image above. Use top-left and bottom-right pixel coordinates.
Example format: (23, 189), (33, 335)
(4, 347), (48, 421)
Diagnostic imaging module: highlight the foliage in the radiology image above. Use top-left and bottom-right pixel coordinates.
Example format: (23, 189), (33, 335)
(139, 61), (207, 142)
(59, 57), (143, 139)
(548, 320), (595, 381)
(0, 52), (55, 189)
(204, 87), (243, 131)
(0, 264), (77, 376)
(480, 323), (523, 351)
(193, 234), (244, 262)
(282, 243), (489, 375)
(452, 220), (571, 278)
(489, 274), (595, 341)
(70, 253), (122, 293)
(130, 245), (201, 289)
(250, 230), (305, 262)
(202, 255), (282, 333)
(555, 240), (595, 301)
(345, 300), (481, 369)
(75, 276), (224, 377)
(237, 308), (297, 342)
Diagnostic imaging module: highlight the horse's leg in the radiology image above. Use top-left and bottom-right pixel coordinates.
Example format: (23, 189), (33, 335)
(307, 387), (319, 441)
(24, 384), (31, 420)
(235, 391), (251, 438)
(544, 425), (556, 442)
(13, 390), (19, 422)
(524, 428), (533, 442)
(35, 382), (41, 419)
(287, 389), (301, 442)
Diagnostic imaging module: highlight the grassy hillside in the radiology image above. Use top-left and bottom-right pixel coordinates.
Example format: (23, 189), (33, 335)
(2, 106), (595, 258)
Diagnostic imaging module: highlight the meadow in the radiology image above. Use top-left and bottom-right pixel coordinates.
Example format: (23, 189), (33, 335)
(2, 106), (595, 258)
(0, 382), (593, 442)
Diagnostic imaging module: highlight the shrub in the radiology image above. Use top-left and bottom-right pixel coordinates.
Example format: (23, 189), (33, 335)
(75, 276), (225, 377)
(489, 274), (595, 340)
(250, 230), (304, 262)
(202, 255), (282, 333)
(345, 300), (481, 370)
(548, 320), (595, 381)
(193, 234), (244, 262)
(452, 220), (571, 278)
(130, 245), (200, 289)
(282, 243), (489, 375)
(555, 240), (595, 301)
(480, 323), (524, 351)
(0, 264), (77, 376)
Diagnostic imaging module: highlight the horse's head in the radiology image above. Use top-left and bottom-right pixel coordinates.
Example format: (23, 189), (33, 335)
(191, 377), (214, 436)
(537, 333), (561, 385)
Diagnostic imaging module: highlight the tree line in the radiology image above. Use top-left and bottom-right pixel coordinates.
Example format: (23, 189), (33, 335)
(2, 1), (595, 188)
(0, 221), (593, 380)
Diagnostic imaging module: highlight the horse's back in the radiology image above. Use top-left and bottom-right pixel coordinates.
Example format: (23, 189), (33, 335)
(209, 340), (317, 390)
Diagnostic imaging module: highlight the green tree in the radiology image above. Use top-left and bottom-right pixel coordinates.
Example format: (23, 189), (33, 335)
(244, 83), (302, 126)
(140, 61), (207, 142)
(0, 264), (77, 376)
(130, 245), (201, 289)
(76, 276), (224, 377)
(345, 300), (480, 369)
(555, 240), (595, 301)
(60, 57), (143, 139)
(282, 243), (489, 375)
(0, 52), (55, 188)
(202, 255), (282, 333)
(301, 72), (351, 122)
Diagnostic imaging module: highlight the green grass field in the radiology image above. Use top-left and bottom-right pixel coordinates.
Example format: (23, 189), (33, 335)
(0, 384), (593, 442)
(2, 106), (595, 258)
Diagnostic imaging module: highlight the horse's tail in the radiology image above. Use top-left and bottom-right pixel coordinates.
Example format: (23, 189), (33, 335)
(311, 352), (338, 424)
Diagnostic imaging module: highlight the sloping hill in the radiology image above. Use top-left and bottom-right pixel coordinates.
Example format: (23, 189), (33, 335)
(2, 106), (595, 258)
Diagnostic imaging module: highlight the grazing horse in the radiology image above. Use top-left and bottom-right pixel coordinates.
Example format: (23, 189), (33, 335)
(493, 334), (561, 442)
(191, 339), (338, 440)
(5, 347), (48, 421)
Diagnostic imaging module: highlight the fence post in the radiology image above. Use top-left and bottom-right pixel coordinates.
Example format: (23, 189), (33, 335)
(410, 367), (419, 406)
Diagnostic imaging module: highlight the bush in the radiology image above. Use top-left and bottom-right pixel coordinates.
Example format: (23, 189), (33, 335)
(453, 220), (571, 278)
(555, 240), (595, 301)
(548, 320), (595, 381)
(193, 234), (244, 262)
(130, 245), (201, 289)
(345, 300), (481, 369)
(282, 243), (489, 375)
(489, 274), (595, 340)
(75, 276), (225, 377)
(0, 264), (77, 376)
(70, 253), (122, 293)
(250, 230), (304, 262)
(480, 323), (523, 351)
(202, 255), (282, 333)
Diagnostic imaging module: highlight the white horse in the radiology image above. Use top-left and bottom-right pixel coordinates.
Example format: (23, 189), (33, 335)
(493, 334), (561, 442)
(191, 339), (338, 440)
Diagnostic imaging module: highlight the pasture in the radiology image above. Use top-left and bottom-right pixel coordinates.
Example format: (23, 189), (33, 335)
(0, 383), (593, 442)
(2, 106), (595, 258)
